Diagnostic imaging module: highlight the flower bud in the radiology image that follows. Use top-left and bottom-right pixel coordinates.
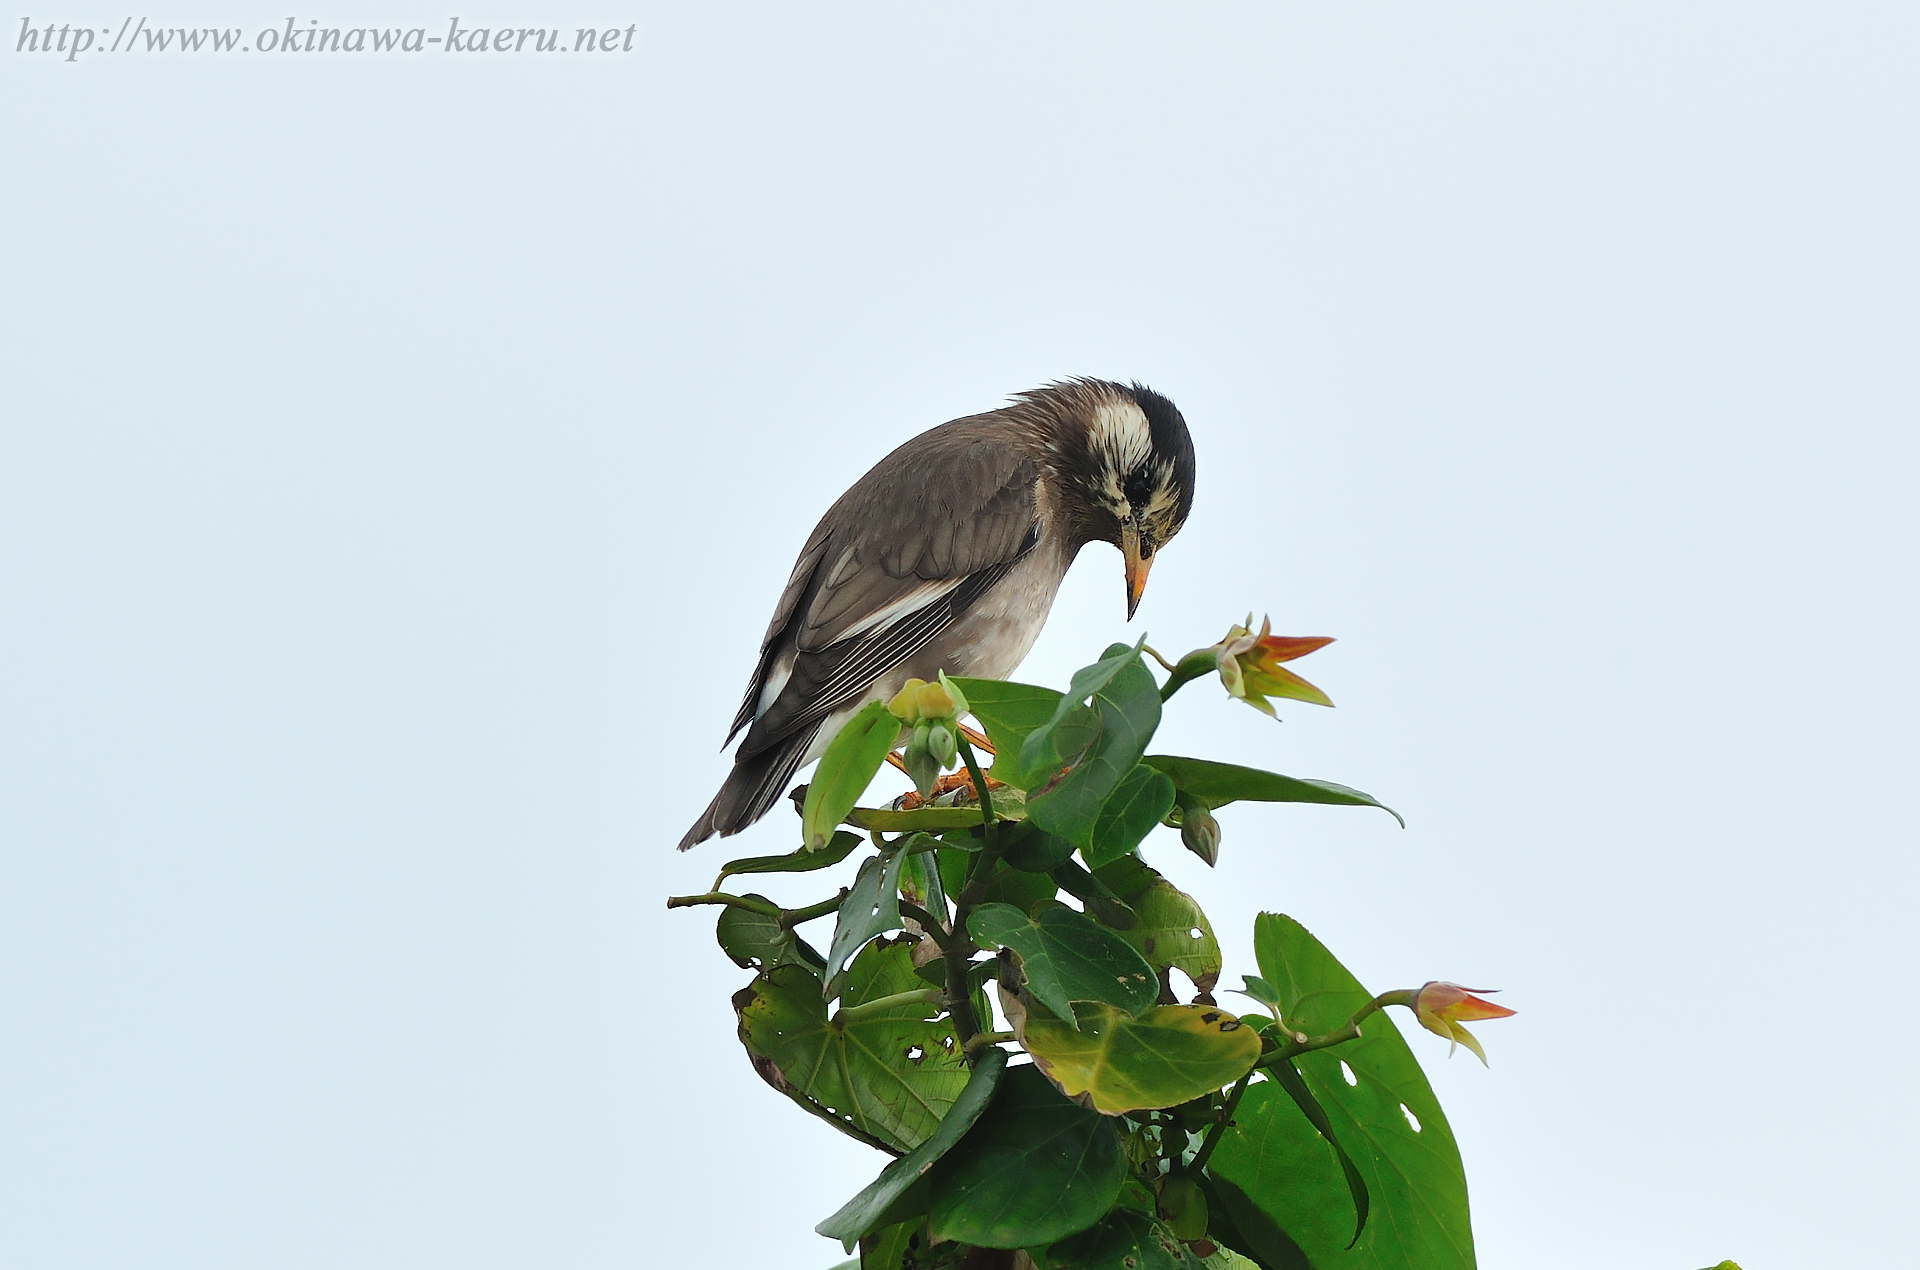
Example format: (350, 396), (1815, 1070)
(904, 745), (941, 801)
(1179, 801), (1221, 867)
(927, 722), (957, 770)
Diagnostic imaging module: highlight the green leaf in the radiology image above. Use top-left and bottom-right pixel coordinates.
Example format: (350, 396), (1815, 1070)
(1047, 1208), (1198, 1269)
(1229, 975), (1284, 1014)
(735, 941), (972, 1154)
(817, 1048), (1009, 1249)
(713, 829), (863, 890)
(1000, 819), (1078, 873)
(802, 701), (905, 849)
(968, 903), (1159, 1022)
(1267, 1057), (1371, 1247)
(1090, 858), (1223, 996)
(949, 677), (1065, 789)
(1142, 756), (1403, 827)
(1050, 858), (1138, 931)
(825, 846), (907, 981)
(1025, 648), (1164, 849)
(928, 1064), (1127, 1248)
(1208, 914), (1474, 1270)
(716, 894), (825, 972)
(1199, 1174), (1311, 1270)
(1023, 640), (1148, 761)
(1084, 763), (1178, 868)
(1020, 1002), (1262, 1115)
(849, 804), (1025, 833)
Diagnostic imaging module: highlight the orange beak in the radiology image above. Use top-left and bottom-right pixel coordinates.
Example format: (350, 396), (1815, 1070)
(1122, 521), (1153, 620)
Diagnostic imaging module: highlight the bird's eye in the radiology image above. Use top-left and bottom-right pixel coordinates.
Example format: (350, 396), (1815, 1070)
(1123, 470), (1154, 507)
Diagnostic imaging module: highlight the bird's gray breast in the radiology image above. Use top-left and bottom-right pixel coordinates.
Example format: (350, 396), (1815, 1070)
(905, 526), (1075, 684)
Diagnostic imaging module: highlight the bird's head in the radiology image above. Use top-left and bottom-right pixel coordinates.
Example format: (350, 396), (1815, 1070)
(1016, 379), (1197, 619)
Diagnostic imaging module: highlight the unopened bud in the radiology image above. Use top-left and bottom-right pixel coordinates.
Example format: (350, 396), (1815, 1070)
(1179, 802), (1221, 866)
(927, 722), (957, 770)
(904, 745), (941, 800)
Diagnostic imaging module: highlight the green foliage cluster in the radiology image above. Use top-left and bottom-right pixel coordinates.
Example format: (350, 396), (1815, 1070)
(675, 633), (1490, 1270)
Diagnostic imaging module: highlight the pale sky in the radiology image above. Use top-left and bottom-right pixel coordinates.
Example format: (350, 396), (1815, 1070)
(4, 5), (1915, 1268)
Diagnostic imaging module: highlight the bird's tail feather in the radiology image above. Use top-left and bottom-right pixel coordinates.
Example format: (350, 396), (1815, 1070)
(676, 723), (820, 851)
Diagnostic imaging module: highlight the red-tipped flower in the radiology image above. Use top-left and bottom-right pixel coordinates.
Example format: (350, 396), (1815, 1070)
(1412, 982), (1516, 1066)
(1213, 615), (1334, 716)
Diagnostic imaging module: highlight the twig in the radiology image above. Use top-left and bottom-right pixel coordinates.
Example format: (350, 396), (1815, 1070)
(1257, 990), (1417, 1065)
(899, 901), (952, 949)
(964, 1030), (1013, 1053)
(777, 890), (850, 930)
(1187, 1073), (1251, 1176)
(955, 733), (995, 827)
(664, 891), (782, 917)
(833, 987), (943, 1027)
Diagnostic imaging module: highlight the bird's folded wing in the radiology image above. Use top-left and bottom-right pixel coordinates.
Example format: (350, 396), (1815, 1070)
(728, 427), (1041, 757)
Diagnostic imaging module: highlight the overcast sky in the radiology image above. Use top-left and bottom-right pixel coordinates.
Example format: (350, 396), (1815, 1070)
(4, 5), (1916, 1268)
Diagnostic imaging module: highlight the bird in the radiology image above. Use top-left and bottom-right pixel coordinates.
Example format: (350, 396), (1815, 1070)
(678, 378), (1197, 850)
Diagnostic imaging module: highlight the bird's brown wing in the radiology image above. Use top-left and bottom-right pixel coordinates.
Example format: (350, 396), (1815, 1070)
(726, 418), (1041, 759)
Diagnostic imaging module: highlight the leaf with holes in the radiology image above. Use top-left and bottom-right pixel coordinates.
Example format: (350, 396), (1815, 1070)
(1046, 1208), (1198, 1269)
(817, 1048), (1008, 1250)
(1091, 857), (1223, 996)
(1020, 1002), (1262, 1115)
(1083, 762), (1178, 868)
(928, 1064), (1127, 1248)
(1023, 647), (1164, 850)
(802, 700), (905, 849)
(1142, 755), (1403, 827)
(716, 895), (825, 972)
(967, 903), (1159, 1023)
(825, 846), (907, 983)
(734, 941), (971, 1155)
(713, 829), (863, 891)
(1207, 914), (1474, 1270)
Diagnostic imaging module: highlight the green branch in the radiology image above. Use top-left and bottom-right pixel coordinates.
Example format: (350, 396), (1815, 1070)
(1187, 1074), (1250, 1176)
(955, 732), (995, 827)
(1257, 989), (1418, 1065)
(664, 891), (782, 917)
(663, 888), (850, 932)
(833, 987), (943, 1027)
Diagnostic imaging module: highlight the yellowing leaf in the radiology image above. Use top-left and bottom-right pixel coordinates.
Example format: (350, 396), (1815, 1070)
(1020, 1002), (1262, 1115)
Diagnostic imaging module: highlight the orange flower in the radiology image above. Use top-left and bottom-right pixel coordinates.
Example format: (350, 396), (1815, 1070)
(1412, 982), (1516, 1066)
(1214, 616), (1334, 716)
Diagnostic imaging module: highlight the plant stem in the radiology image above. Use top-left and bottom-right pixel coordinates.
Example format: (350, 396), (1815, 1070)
(1187, 1073), (1251, 1176)
(1156, 648), (1221, 703)
(776, 889), (850, 930)
(899, 901), (952, 949)
(663, 888), (850, 932)
(964, 1030), (1014, 1053)
(833, 987), (943, 1027)
(955, 732), (995, 826)
(664, 891), (782, 917)
(1142, 643), (1180, 673)
(1257, 989), (1418, 1065)
(941, 794), (1008, 1063)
